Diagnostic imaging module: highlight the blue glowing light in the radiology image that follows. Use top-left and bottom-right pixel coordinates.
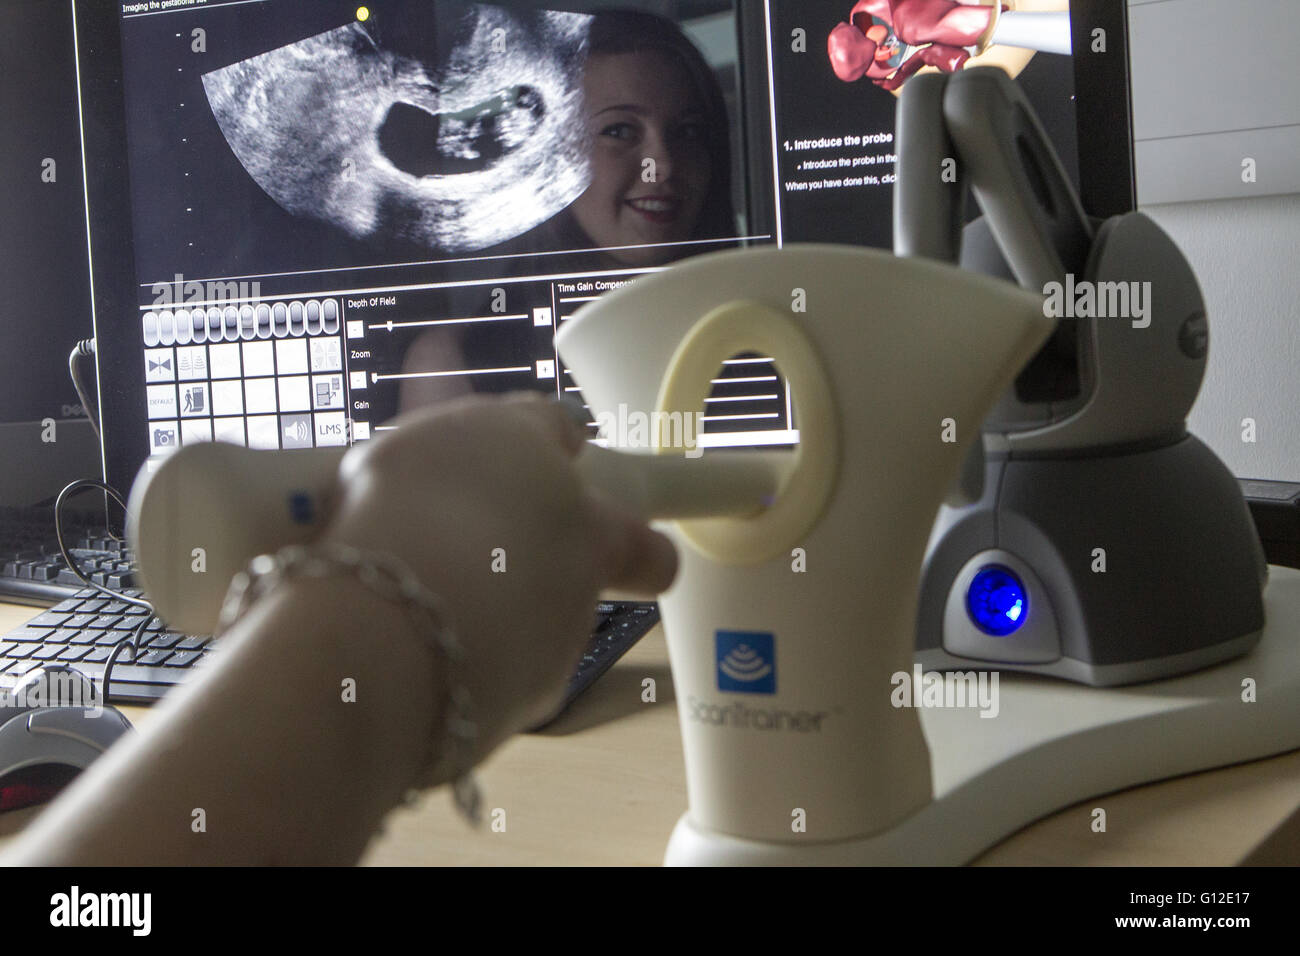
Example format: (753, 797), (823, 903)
(966, 565), (1028, 636)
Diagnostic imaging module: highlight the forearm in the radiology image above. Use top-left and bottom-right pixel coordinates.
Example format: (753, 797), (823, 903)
(3, 577), (441, 866)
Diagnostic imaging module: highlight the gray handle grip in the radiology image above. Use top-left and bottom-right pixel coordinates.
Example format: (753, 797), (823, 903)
(893, 72), (965, 263)
(942, 67), (1093, 290)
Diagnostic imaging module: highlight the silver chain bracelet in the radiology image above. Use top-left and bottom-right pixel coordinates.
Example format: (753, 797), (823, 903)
(215, 542), (483, 825)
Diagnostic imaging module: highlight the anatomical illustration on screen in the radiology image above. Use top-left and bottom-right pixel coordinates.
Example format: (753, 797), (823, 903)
(827, 0), (1072, 93)
(202, 3), (593, 253)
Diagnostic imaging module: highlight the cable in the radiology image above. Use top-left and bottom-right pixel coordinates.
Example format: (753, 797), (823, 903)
(100, 613), (154, 704)
(53, 479), (150, 610)
(67, 338), (100, 445)
(55, 477), (160, 705)
(65, 341), (129, 546)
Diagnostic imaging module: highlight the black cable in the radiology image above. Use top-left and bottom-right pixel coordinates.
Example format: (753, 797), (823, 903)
(53, 479), (150, 610)
(65, 339), (127, 544)
(100, 613), (154, 703)
(67, 338), (100, 445)
(55, 477), (159, 704)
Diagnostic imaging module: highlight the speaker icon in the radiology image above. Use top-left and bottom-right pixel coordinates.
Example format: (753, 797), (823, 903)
(283, 419), (311, 444)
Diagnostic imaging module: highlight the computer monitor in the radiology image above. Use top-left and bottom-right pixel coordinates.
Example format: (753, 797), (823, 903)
(70, 0), (1132, 500)
(0, 0), (100, 509)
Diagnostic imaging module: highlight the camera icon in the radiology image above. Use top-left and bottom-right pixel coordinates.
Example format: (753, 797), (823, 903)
(153, 428), (176, 447)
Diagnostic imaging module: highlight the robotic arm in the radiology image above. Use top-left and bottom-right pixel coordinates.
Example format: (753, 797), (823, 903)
(898, 67), (1264, 687)
(895, 66), (1206, 453)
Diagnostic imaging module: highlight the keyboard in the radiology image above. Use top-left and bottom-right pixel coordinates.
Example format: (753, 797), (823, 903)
(0, 585), (659, 719)
(0, 589), (196, 701)
(0, 511), (136, 605)
(563, 600), (660, 713)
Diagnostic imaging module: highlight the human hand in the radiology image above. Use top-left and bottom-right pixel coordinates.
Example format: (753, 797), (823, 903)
(320, 393), (677, 760)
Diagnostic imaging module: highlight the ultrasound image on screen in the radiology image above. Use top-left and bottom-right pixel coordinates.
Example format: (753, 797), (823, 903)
(201, 5), (592, 254)
(105, 0), (763, 468)
(116, 0), (744, 285)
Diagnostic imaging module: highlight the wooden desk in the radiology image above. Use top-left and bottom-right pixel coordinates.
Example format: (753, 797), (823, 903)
(2, 599), (1298, 865)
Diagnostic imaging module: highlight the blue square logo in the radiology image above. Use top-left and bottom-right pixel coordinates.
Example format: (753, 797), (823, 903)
(716, 630), (776, 694)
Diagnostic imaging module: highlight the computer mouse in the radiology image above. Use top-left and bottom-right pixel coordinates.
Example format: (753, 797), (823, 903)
(0, 665), (132, 812)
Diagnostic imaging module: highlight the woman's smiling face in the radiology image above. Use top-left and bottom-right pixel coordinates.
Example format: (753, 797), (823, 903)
(570, 50), (713, 266)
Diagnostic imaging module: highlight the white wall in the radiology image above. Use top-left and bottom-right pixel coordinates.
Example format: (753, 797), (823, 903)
(1142, 197), (1300, 481)
(1129, 0), (1300, 481)
(1129, 0), (1300, 204)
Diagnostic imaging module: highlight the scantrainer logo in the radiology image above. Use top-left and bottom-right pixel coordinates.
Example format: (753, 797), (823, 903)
(691, 632), (829, 732)
(687, 696), (830, 732)
(715, 630), (775, 694)
(50, 886), (151, 936)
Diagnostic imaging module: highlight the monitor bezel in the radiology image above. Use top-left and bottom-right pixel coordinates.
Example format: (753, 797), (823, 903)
(72, 0), (1136, 504)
